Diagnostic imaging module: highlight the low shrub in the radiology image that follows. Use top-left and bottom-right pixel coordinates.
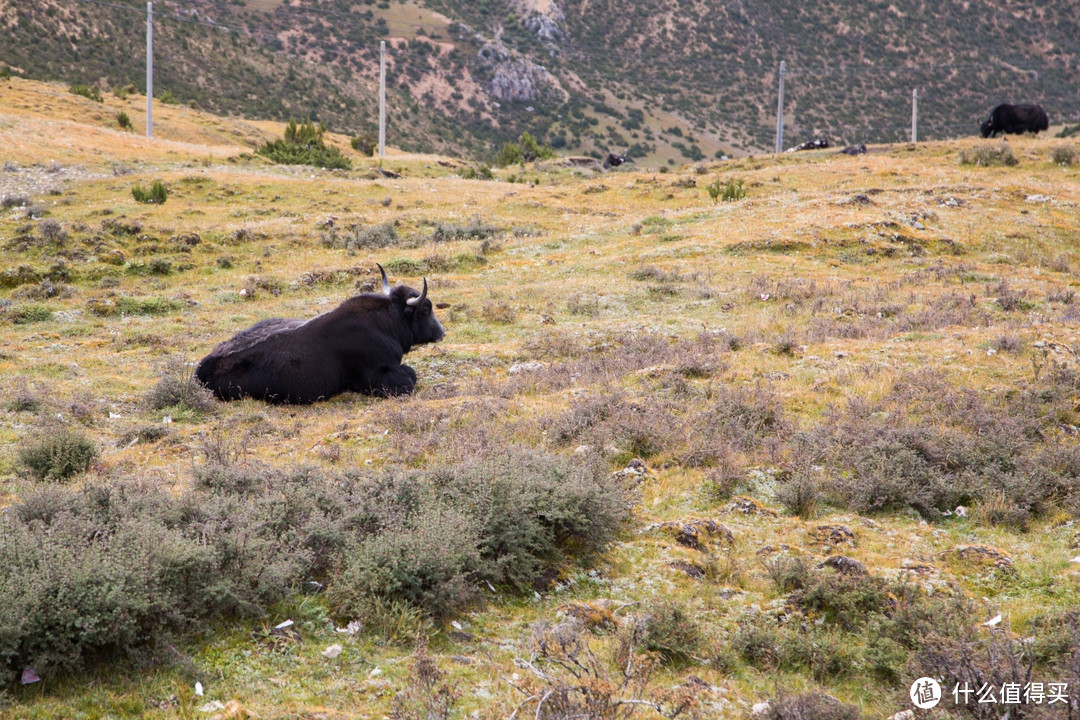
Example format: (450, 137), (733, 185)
(1051, 145), (1077, 166)
(732, 619), (779, 668)
(761, 692), (861, 720)
(90, 296), (183, 316)
(459, 164), (494, 180)
(332, 504), (480, 620)
(257, 119), (352, 170)
(0, 468), (350, 679)
(144, 356), (216, 413)
(959, 144), (1018, 167)
(777, 629), (856, 681)
(131, 180), (167, 204)
(0, 447), (628, 679)
(69, 83), (103, 102)
(635, 600), (702, 666)
(390, 643), (458, 720)
(116, 111), (132, 130)
(809, 370), (1079, 519)
(6, 303), (53, 324)
(17, 427), (98, 481)
(789, 569), (899, 631)
(774, 467), (822, 519)
(348, 596), (435, 645)
(495, 132), (556, 167)
(325, 221), (398, 249)
(707, 176), (746, 202)
(761, 554), (811, 593)
(38, 218), (68, 244)
(430, 216), (500, 243)
(330, 448), (629, 618)
(351, 133), (377, 156)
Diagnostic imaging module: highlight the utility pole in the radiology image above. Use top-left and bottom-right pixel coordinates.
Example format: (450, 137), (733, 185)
(911, 88), (918, 143)
(146, 1), (153, 138)
(378, 40), (386, 159)
(775, 61), (785, 153)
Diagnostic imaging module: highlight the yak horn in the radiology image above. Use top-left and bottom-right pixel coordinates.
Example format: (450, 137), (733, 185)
(376, 263), (390, 295)
(406, 277), (428, 307)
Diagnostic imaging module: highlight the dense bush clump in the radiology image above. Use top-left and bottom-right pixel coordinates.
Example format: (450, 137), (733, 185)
(959, 144), (1018, 167)
(0, 447), (626, 679)
(131, 180), (167, 204)
(0, 468), (354, 679)
(495, 132), (556, 167)
(806, 370), (1080, 520)
(257, 119), (352, 170)
(330, 448), (629, 618)
(1051, 145), (1077, 166)
(351, 133), (377, 156)
(17, 427), (98, 481)
(429, 215), (500, 243)
(144, 356), (216, 413)
(634, 600), (702, 666)
(68, 83), (103, 102)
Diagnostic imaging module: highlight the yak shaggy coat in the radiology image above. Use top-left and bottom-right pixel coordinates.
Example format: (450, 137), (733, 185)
(195, 269), (444, 404)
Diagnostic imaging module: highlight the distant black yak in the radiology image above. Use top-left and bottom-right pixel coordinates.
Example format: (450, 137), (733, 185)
(787, 138), (831, 152)
(603, 148), (630, 169)
(980, 103), (1049, 138)
(195, 265), (444, 403)
(839, 143), (867, 155)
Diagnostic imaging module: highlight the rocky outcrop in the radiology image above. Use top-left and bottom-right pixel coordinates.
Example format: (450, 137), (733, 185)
(480, 40), (564, 103)
(452, 22), (565, 105)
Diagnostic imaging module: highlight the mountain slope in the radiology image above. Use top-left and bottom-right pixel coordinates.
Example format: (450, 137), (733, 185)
(3, 0), (1079, 161)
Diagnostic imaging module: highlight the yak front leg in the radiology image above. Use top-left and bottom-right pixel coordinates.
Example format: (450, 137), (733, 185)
(370, 364), (418, 396)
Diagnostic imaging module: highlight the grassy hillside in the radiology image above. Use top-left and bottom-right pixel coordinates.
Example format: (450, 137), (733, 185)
(2, 77), (1080, 719)
(3, 0), (1080, 164)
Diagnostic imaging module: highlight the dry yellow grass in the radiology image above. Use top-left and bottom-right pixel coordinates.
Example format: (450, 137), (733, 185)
(2, 77), (1080, 719)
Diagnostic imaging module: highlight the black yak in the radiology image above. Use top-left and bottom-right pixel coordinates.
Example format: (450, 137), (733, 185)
(839, 143), (867, 156)
(195, 265), (444, 403)
(603, 148), (630, 169)
(980, 103), (1049, 138)
(787, 138), (831, 152)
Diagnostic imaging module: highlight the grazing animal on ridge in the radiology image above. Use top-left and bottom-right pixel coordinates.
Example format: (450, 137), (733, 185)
(787, 138), (831, 152)
(980, 103), (1049, 138)
(603, 148), (630, 169)
(195, 265), (444, 403)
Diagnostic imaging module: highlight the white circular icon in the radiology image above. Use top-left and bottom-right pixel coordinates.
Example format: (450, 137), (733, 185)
(910, 677), (942, 709)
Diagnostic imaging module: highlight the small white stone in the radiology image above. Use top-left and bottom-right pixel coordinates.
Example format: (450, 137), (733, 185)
(984, 614), (1002, 627)
(195, 681), (204, 696)
(321, 644), (342, 659)
(751, 701), (770, 716)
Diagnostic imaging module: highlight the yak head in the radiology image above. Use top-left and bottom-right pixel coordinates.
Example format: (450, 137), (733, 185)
(979, 118), (994, 138)
(378, 264), (445, 345)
